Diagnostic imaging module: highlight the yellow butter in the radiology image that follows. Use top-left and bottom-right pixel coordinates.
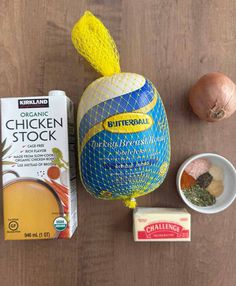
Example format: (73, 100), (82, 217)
(133, 207), (191, 242)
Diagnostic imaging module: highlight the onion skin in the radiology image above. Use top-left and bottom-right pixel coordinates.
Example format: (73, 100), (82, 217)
(189, 72), (236, 122)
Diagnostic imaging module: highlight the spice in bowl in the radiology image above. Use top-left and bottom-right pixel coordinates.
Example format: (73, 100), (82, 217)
(181, 158), (224, 207)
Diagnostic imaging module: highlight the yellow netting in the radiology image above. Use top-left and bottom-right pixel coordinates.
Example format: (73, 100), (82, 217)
(71, 11), (121, 76)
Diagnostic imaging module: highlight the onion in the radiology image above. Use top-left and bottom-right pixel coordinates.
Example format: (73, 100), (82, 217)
(189, 72), (236, 122)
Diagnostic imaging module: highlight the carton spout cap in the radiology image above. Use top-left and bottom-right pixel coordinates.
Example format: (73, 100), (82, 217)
(48, 90), (66, 97)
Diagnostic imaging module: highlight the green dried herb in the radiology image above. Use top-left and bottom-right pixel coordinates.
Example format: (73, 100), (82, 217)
(197, 172), (213, 188)
(183, 184), (216, 207)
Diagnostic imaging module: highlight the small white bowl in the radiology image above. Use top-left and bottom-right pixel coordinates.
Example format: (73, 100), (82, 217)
(176, 153), (236, 214)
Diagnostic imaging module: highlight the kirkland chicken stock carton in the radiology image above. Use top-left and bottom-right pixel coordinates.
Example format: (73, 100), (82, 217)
(1, 90), (78, 240)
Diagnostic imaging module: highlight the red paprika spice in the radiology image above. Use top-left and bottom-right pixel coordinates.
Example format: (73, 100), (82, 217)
(181, 171), (196, 189)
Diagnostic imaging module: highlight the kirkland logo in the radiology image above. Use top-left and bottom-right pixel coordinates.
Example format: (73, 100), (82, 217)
(18, 99), (49, 108)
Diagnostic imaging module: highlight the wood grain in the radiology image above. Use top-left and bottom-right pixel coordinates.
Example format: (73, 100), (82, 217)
(1, 0), (236, 285)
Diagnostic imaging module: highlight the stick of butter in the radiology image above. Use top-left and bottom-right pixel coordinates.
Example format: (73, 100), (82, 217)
(133, 207), (191, 242)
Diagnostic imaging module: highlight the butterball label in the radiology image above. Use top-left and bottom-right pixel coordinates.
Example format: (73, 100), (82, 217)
(103, 112), (153, 133)
(18, 98), (49, 109)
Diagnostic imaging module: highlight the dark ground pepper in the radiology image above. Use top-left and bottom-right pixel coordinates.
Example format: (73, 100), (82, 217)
(196, 172), (213, 188)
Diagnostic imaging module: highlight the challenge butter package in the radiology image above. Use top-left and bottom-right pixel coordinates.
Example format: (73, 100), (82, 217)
(133, 208), (191, 242)
(1, 90), (78, 240)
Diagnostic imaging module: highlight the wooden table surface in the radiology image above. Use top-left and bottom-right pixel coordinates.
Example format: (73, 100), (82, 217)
(1, 1), (236, 285)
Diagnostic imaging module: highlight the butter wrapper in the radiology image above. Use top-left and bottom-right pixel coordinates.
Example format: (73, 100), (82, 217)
(133, 207), (191, 242)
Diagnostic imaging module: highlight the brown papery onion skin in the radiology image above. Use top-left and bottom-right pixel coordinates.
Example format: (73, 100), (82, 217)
(189, 72), (236, 122)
